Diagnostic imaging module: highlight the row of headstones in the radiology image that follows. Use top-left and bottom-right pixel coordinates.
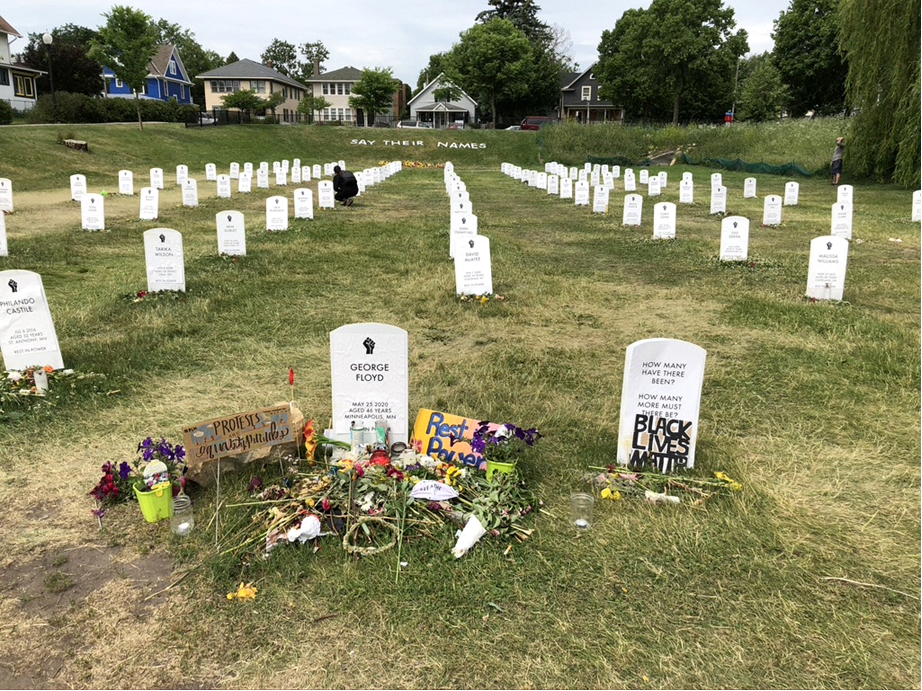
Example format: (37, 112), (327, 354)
(444, 163), (493, 296)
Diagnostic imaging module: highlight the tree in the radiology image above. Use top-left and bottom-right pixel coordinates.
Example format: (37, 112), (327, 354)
(349, 68), (398, 125)
(298, 93), (331, 123)
(261, 39), (300, 77)
(90, 6), (158, 130)
(153, 19), (224, 105)
(596, 0), (747, 124)
(771, 0), (847, 117)
(476, 0), (552, 45)
(264, 90), (286, 120)
(301, 40), (329, 76)
(447, 19), (532, 128)
(221, 89), (265, 115)
(736, 53), (788, 122)
(838, 0), (920, 187)
(226, 51), (239, 64)
(417, 52), (451, 91)
(17, 25), (105, 97)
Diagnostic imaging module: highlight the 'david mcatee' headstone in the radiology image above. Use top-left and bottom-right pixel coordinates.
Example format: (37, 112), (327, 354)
(143, 228), (186, 292)
(330, 323), (409, 444)
(719, 216), (749, 260)
(216, 211), (246, 256)
(80, 194), (105, 231)
(806, 236), (848, 301)
(454, 235), (492, 295)
(617, 338), (707, 472)
(0, 269), (65, 371)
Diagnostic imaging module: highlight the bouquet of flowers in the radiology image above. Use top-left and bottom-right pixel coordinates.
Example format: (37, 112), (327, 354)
(468, 421), (542, 467)
(135, 437), (187, 494)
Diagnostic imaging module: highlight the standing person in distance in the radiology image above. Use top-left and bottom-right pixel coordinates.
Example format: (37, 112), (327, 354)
(333, 165), (358, 206)
(831, 137), (845, 186)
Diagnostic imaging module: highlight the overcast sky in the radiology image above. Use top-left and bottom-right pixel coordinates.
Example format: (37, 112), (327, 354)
(12, 0), (790, 85)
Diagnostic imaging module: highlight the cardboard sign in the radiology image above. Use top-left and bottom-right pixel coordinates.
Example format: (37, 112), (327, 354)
(183, 404), (293, 464)
(410, 408), (500, 469)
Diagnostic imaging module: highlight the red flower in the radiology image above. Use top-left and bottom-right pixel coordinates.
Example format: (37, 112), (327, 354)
(321, 497), (331, 511)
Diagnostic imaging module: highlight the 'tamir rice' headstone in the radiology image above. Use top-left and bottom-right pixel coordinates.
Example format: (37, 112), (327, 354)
(330, 322), (409, 444)
(653, 202), (676, 239)
(216, 211), (246, 256)
(139, 187), (158, 220)
(679, 179), (694, 204)
(70, 174), (87, 202)
(623, 193), (643, 226)
(912, 190), (922, 222)
(806, 236), (848, 301)
(0, 178), (12, 213)
(720, 216), (750, 260)
(836, 184), (853, 205)
(150, 168), (164, 190)
(592, 185), (610, 213)
(830, 202), (853, 239)
(454, 235), (492, 296)
(0, 213), (7, 256)
(118, 170), (134, 196)
(205, 163), (217, 182)
(617, 338), (707, 472)
(559, 177), (573, 199)
(182, 179), (198, 207)
(266, 196), (289, 231)
(450, 212), (478, 259)
(784, 181), (799, 206)
(80, 194), (105, 231)
(574, 180), (590, 206)
(744, 177), (757, 199)
(0, 270), (65, 371)
(318, 181), (335, 209)
(294, 188), (314, 220)
(143, 228), (186, 292)
(763, 195), (782, 226)
(216, 174), (232, 199)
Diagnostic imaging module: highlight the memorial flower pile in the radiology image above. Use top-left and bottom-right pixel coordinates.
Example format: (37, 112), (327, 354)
(459, 293), (505, 305)
(1, 367), (105, 419)
(589, 466), (742, 506)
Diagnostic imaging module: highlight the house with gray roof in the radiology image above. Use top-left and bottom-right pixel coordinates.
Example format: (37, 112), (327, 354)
(196, 58), (306, 122)
(408, 73), (477, 129)
(559, 65), (623, 124)
(303, 66), (364, 124)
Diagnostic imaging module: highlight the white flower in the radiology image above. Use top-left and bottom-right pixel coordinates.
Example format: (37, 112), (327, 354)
(7, 371), (22, 382)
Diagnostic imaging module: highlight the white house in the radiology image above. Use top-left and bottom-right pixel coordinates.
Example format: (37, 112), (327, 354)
(0, 16), (45, 111)
(408, 73), (477, 129)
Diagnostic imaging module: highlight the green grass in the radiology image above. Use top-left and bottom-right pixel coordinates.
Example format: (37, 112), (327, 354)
(0, 122), (918, 689)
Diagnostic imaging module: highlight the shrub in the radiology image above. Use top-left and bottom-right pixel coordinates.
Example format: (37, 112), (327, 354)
(25, 92), (199, 125)
(0, 100), (12, 125)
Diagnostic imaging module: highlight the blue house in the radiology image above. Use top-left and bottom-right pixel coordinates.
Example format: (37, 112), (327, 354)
(102, 45), (193, 104)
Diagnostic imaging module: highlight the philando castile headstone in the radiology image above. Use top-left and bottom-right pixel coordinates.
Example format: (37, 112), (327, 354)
(0, 270), (65, 371)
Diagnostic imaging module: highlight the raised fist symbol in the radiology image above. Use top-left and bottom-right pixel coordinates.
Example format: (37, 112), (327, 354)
(8, 278), (17, 293)
(363, 337), (375, 355)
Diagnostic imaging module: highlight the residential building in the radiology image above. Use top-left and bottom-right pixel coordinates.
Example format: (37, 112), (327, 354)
(559, 66), (624, 124)
(408, 73), (477, 129)
(0, 16), (45, 111)
(102, 45), (193, 104)
(196, 58), (306, 121)
(304, 66), (363, 124)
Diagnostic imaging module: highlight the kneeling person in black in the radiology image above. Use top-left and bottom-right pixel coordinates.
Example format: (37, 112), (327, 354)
(333, 165), (358, 206)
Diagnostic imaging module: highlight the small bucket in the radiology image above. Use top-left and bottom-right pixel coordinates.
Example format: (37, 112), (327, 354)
(134, 482), (173, 523)
(486, 459), (516, 480)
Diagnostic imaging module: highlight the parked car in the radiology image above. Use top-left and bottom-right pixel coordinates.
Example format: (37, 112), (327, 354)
(505, 125), (522, 131)
(521, 116), (556, 130)
(372, 121), (391, 127)
(396, 120), (432, 129)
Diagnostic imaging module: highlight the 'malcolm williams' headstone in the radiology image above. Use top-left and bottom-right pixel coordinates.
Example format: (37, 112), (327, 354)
(454, 235), (492, 296)
(0, 269), (65, 371)
(720, 216), (749, 261)
(330, 322), (409, 444)
(81, 194), (105, 231)
(216, 211), (246, 256)
(806, 236), (848, 301)
(143, 228), (186, 292)
(617, 338), (707, 472)
(266, 196), (289, 231)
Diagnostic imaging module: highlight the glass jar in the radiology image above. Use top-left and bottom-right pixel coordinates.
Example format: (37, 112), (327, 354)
(170, 494), (194, 536)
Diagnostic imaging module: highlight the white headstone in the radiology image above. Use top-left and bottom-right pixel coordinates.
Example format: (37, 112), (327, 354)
(559, 177), (573, 199)
(784, 181), (799, 206)
(266, 196), (289, 231)
(836, 184), (853, 205)
(275, 170), (287, 187)
(0, 270), (65, 370)
(547, 174), (559, 195)
(592, 185), (609, 213)
(139, 187), (158, 220)
(312, 164), (322, 179)
(806, 236), (848, 301)
(216, 174), (232, 199)
(657, 171), (667, 189)
(301, 166), (311, 182)
(648, 177), (662, 197)
(216, 211), (246, 256)
(617, 338), (707, 471)
(291, 166), (301, 184)
(679, 179), (694, 204)
(569, 167), (578, 180)
(590, 170), (600, 188)
(293, 158), (301, 171)
(574, 180), (590, 206)
(682, 171), (693, 184)
(118, 170), (134, 196)
(710, 173), (722, 190)
(205, 163), (217, 182)
(330, 322), (409, 444)
(0, 213), (7, 256)
(536, 172), (548, 190)
(260, 162), (269, 173)
(176, 164), (188, 188)
(256, 169), (270, 189)
(272, 161), (281, 174)
(719, 216), (750, 260)
(744, 177), (757, 199)
(324, 163), (334, 177)
(182, 179), (198, 207)
(80, 194), (105, 231)
(150, 168), (164, 190)
(639, 169), (649, 185)
(450, 212), (478, 259)
(244, 162), (254, 177)
(454, 235), (493, 296)
(612, 165), (621, 179)
(70, 174), (87, 202)
(0, 178), (12, 213)
(294, 188), (314, 220)
(229, 162), (240, 179)
(710, 186), (727, 215)
(830, 202), (853, 239)
(913, 190), (922, 223)
(624, 170), (636, 192)
(238, 173), (252, 194)
(763, 195), (783, 226)
(318, 181), (335, 209)
(603, 172), (614, 190)
(143, 228), (185, 292)
(622, 193), (643, 226)
(653, 202), (676, 239)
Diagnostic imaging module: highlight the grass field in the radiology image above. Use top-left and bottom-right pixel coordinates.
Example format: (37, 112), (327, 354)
(0, 121), (918, 690)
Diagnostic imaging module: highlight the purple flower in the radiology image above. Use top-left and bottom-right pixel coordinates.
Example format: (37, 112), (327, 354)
(118, 462), (132, 479)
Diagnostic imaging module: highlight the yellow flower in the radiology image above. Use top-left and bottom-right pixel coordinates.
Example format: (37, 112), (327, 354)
(601, 487), (622, 501)
(714, 471), (743, 491)
(227, 582), (258, 600)
(479, 296), (489, 305)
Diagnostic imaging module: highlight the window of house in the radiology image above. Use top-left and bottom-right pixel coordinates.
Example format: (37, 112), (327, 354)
(344, 83), (351, 95)
(14, 75), (34, 98)
(211, 80), (240, 93)
(581, 85), (592, 100)
(253, 80), (266, 93)
(169, 61), (176, 75)
(337, 83), (344, 95)
(345, 109), (352, 121)
(0, 68), (10, 86)
(116, 78), (123, 89)
(322, 108), (330, 120)
(589, 73), (595, 80)
(337, 108), (344, 120)
(322, 83), (329, 95)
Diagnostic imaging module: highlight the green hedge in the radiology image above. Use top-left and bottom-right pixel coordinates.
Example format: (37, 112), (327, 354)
(26, 93), (199, 125)
(0, 100), (12, 125)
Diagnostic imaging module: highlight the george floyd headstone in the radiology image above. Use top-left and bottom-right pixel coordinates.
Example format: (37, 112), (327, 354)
(624, 169), (636, 192)
(150, 168), (164, 190)
(118, 170), (135, 196)
(913, 190), (922, 223)
(139, 187), (158, 220)
(710, 173), (722, 190)
(294, 188), (314, 220)
(622, 193), (643, 226)
(836, 184), (853, 205)
(830, 202), (853, 239)
(574, 180), (590, 206)
(653, 202), (676, 239)
(238, 172), (252, 194)
(143, 228), (185, 292)
(547, 174), (559, 195)
(0, 213), (7, 256)
(784, 181), (799, 206)
(216, 211), (246, 256)
(454, 235), (493, 296)
(679, 179), (694, 204)
(70, 174), (87, 202)
(559, 177), (573, 199)
(744, 177), (757, 199)
(0, 270), (65, 371)
(648, 177), (662, 197)
(80, 194), (105, 231)
(266, 196), (289, 231)
(763, 195), (783, 226)
(330, 322), (409, 444)
(719, 216), (750, 260)
(176, 164), (188, 188)
(256, 168), (270, 189)
(450, 212), (478, 259)
(710, 185), (727, 215)
(217, 174), (232, 199)
(205, 163), (217, 181)
(617, 338), (707, 472)
(592, 185), (610, 213)
(229, 162), (240, 179)
(0, 178), (12, 213)
(182, 179), (199, 207)
(806, 236), (848, 301)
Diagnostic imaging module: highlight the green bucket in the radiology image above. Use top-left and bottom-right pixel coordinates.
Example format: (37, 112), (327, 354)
(485, 459), (516, 481)
(134, 482), (173, 523)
